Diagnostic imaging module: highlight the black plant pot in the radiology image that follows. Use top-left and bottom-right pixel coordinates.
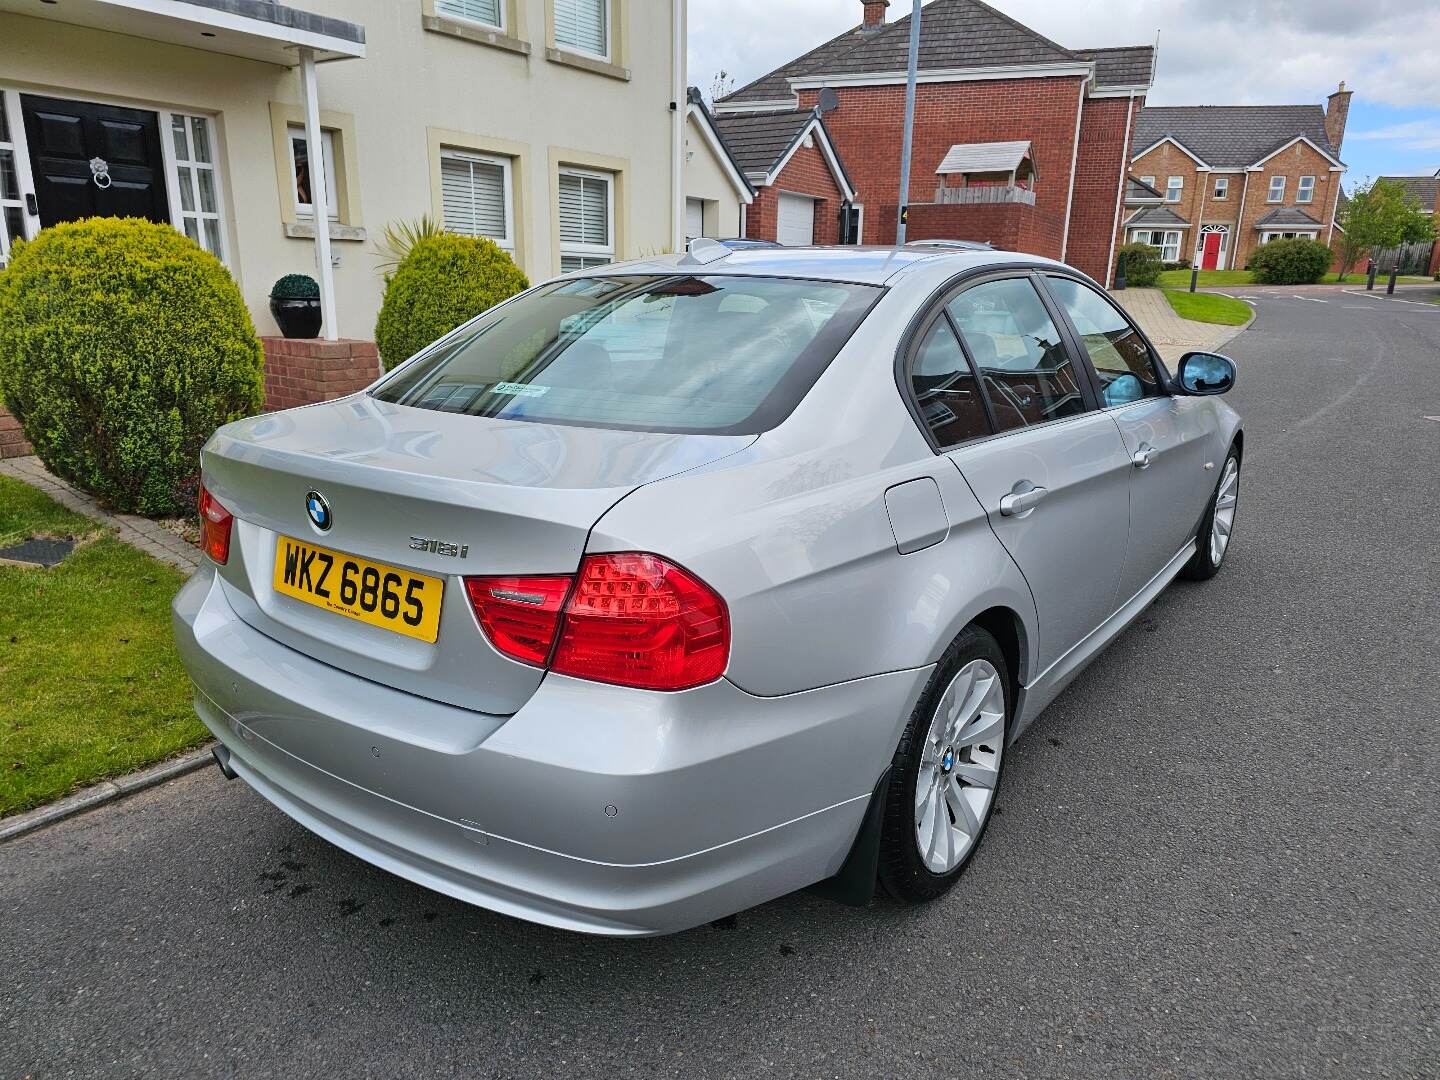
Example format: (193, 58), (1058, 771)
(270, 296), (323, 339)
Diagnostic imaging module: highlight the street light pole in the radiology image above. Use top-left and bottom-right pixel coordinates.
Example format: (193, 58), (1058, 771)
(894, 0), (922, 246)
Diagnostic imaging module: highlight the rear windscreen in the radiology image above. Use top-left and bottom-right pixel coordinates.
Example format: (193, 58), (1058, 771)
(371, 274), (881, 435)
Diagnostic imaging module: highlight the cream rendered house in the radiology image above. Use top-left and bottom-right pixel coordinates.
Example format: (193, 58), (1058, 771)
(0, 0), (687, 342)
(683, 87), (753, 242)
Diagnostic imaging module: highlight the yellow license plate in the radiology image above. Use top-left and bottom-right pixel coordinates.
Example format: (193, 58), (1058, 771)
(273, 536), (444, 643)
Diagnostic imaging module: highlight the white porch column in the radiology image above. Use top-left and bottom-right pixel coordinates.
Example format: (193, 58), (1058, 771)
(298, 47), (338, 341)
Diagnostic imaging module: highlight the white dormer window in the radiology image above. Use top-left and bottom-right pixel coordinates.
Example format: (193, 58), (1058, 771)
(1213, 177), (1229, 200)
(1297, 175), (1315, 204)
(1165, 176), (1183, 203)
(1268, 176), (1286, 203)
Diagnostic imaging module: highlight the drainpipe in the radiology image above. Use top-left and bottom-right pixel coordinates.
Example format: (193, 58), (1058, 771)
(1234, 170), (1252, 272)
(1059, 73), (1090, 263)
(1193, 172), (1207, 266)
(1104, 92), (1137, 287)
(298, 48), (337, 342)
(671, 0), (685, 253)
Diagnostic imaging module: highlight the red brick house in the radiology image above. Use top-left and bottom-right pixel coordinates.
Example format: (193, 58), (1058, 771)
(712, 109), (857, 246)
(714, 0), (1154, 285)
(1119, 87), (1353, 272)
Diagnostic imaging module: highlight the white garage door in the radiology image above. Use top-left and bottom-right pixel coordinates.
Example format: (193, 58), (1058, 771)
(686, 198), (705, 241)
(776, 192), (816, 246)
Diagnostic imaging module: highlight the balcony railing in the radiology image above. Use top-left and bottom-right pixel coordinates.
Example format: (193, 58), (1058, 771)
(930, 185), (1037, 207)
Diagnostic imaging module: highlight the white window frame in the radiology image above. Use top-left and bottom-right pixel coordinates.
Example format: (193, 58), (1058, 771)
(1130, 227), (1182, 263)
(1296, 175), (1315, 204)
(287, 123), (338, 220)
(164, 112), (227, 263)
(1165, 176), (1183, 203)
(1213, 177), (1229, 200)
(439, 148), (514, 250)
(557, 165), (614, 272)
(435, 0), (504, 32)
(1267, 175), (1286, 203)
(1139, 175), (1156, 188)
(0, 89), (35, 267)
(553, 0), (611, 62)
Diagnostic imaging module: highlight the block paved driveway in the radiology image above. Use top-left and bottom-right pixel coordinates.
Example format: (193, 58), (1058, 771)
(3, 290), (1437, 1079)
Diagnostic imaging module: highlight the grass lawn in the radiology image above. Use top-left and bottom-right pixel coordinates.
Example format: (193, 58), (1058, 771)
(1163, 290), (1253, 326)
(1158, 269), (1436, 289)
(0, 475), (204, 817)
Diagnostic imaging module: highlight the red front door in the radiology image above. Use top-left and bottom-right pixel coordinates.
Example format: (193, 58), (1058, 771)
(1200, 231), (1223, 270)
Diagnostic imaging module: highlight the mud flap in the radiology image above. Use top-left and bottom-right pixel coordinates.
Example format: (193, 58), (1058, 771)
(807, 767), (891, 908)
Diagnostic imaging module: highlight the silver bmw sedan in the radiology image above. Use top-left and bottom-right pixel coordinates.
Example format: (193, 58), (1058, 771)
(174, 243), (1242, 936)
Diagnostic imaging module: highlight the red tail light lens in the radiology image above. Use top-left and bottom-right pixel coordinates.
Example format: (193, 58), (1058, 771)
(464, 554), (730, 691)
(553, 553), (729, 691)
(464, 575), (572, 666)
(198, 484), (233, 565)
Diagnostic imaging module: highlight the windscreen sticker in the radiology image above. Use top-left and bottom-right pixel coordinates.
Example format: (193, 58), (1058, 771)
(491, 382), (550, 398)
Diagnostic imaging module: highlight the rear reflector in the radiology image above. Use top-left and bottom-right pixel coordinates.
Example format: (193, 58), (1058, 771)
(464, 575), (572, 667)
(464, 553), (729, 691)
(198, 484), (233, 565)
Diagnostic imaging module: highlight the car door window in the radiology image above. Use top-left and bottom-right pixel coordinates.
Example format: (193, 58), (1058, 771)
(907, 315), (992, 448)
(1045, 276), (1162, 407)
(946, 277), (1086, 432)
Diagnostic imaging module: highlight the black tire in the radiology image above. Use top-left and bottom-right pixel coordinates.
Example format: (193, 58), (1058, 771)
(878, 625), (1011, 903)
(1181, 444), (1241, 581)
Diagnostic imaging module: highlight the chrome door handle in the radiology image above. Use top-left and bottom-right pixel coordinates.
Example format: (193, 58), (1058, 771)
(1132, 445), (1154, 470)
(999, 483), (1048, 517)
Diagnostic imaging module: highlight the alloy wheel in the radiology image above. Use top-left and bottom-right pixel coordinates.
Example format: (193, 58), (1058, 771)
(1210, 457), (1240, 566)
(914, 659), (1005, 874)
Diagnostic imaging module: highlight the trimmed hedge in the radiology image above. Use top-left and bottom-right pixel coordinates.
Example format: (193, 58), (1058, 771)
(374, 233), (529, 370)
(1248, 238), (1332, 285)
(1117, 242), (1163, 287)
(0, 218), (263, 515)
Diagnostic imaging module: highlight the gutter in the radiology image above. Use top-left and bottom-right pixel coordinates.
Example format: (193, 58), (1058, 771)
(1105, 92), (1138, 287)
(671, 0), (685, 252)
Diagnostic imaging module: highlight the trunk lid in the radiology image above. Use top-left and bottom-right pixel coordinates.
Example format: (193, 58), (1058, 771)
(201, 395), (753, 715)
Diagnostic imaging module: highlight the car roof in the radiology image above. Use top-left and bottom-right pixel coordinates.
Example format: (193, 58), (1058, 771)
(585, 245), (1069, 286)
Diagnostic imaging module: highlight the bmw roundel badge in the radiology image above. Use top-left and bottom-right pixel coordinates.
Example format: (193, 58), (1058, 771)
(305, 490), (332, 532)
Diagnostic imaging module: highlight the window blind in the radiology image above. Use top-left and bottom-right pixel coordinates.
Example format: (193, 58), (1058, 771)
(558, 172), (610, 247)
(442, 154), (508, 242)
(436, 0), (501, 27)
(554, 0), (606, 56)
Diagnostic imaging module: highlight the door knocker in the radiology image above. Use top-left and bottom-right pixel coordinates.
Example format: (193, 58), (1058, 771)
(89, 157), (112, 190)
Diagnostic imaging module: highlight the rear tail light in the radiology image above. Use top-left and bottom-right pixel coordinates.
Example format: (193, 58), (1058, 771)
(464, 553), (729, 691)
(464, 575), (572, 667)
(198, 484), (233, 565)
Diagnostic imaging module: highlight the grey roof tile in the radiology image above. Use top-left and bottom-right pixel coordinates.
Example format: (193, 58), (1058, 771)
(1126, 206), (1191, 227)
(711, 109), (836, 184)
(1253, 207), (1324, 228)
(1377, 175), (1438, 210)
(1134, 105), (1338, 168)
(718, 0), (1151, 107)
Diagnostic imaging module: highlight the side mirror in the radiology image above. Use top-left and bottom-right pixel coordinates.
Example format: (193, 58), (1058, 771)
(1177, 351), (1236, 396)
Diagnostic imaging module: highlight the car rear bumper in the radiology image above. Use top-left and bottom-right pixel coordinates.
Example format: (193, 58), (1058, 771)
(173, 566), (930, 936)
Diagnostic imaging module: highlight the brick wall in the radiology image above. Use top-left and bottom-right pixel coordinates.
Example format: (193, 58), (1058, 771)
(745, 140), (845, 244)
(263, 337), (380, 412)
(1068, 95), (1144, 284)
(796, 77), (1106, 267)
(0, 405), (32, 460)
(872, 200), (1065, 256)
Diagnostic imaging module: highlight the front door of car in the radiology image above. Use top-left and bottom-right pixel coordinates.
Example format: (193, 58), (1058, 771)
(938, 275), (1132, 675)
(1039, 274), (1218, 604)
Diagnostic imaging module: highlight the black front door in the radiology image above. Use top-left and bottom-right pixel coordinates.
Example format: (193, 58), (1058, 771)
(20, 95), (169, 227)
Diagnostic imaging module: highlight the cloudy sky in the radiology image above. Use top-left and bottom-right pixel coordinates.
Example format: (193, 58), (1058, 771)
(689, 0), (1440, 186)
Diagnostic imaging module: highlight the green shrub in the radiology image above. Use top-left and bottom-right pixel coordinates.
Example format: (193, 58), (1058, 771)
(1117, 242), (1163, 287)
(0, 217), (263, 515)
(271, 273), (319, 299)
(1248, 238), (1332, 285)
(374, 232), (528, 370)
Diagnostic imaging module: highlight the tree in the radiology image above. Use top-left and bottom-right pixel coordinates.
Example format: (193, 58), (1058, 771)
(710, 69), (735, 102)
(1334, 178), (1437, 280)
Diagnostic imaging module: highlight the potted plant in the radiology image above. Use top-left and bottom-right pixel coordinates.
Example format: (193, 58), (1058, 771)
(269, 274), (322, 339)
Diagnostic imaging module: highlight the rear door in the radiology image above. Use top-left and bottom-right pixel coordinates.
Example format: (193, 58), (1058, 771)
(1040, 274), (1217, 604)
(939, 274), (1132, 674)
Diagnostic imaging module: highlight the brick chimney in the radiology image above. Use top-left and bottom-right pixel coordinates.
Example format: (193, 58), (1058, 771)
(861, 0), (889, 31)
(1325, 81), (1353, 156)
